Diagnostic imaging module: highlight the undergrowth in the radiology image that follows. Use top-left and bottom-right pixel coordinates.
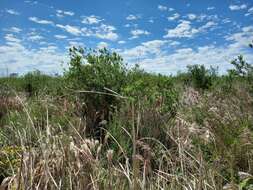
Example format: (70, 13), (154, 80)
(0, 47), (253, 189)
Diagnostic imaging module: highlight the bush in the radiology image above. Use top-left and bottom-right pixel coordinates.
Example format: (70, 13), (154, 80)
(187, 64), (217, 90)
(64, 47), (128, 138)
(229, 55), (253, 84)
(22, 70), (63, 97)
(124, 68), (178, 114)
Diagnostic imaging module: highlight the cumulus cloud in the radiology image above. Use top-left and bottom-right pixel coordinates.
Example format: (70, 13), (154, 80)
(27, 33), (44, 42)
(29, 17), (54, 25)
(81, 24), (119, 41)
(97, 42), (109, 49)
(167, 13), (180, 21)
(93, 24), (118, 41)
(0, 37), (67, 75)
(120, 40), (168, 58)
(54, 35), (67, 39)
(164, 20), (197, 38)
(1, 25), (252, 76)
(56, 9), (75, 17)
(54, 17), (118, 40)
(81, 15), (102, 24)
(158, 5), (167, 11)
(148, 18), (154, 23)
(120, 26), (253, 74)
(225, 26), (253, 49)
(67, 41), (85, 49)
(26, 31), (46, 42)
(131, 29), (150, 36)
(187, 14), (197, 20)
(164, 20), (217, 38)
(118, 40), (126, 44)
(130, 29), (150, 39)
(199, 21), (217, 30)
(207, 7), (215, 10)
(6, 9), (20, 15)
(229, 4), (247, 11)
(56, 24), (82, 36)
(24, 0), (38, 5)
(245, 7), (253, 16)
(4, 27), (22, 33)
(187, 14), (219, 23)
(126, 14), (140, 20)
(4, 34), (21, 43)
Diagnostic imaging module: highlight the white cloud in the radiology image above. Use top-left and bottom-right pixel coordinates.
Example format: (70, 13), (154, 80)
(118, 40), (126, 44)
(131, 29), (150, 36)
(130, 29), (150, 39)
(81, 24), (119, 41)
(1, 26), (252, 76)
(67, 41), (85, 48)
(167, 13), (180, 21)
(193, 14), (219, 22)
(207, 6), (215, 10)
(199, 21), (217, 30)
(56, 24), (82, 36)
(93, 24), (118, 41)
(225, 26), (253, 49)
(27, 33), (44, 41)
(56, 9), (74, 17)
(164, 20), (217, 38)
(120, 26), (253, 74)
(245, 7), (253, 16)
(6, 9), (20, 15)
(82, 15), (102, 24)
(187, 14), (197, 20)
(0, 38), (67, 75)
(4, 34), (21, 43)
(164, 20), (197, 38)
(222, 18), (231, 24)
(4, 27), (22, 33)
(120, 40), (168, 58)
(148, 18), (154, 23)
(158, 5), (167, 11)
(229, 4), (247, 11)
(126, 14), (140, 20)
(26, 31), (44, 44)
(24, 1), (38, 5)
(54, 35), (67, 39)
(64, 11), (74, 16)
(97, 42), (109, 49)
(29, 17), (54, 25)
(40, 46), (58, 53)
(170, 41), (181, 46)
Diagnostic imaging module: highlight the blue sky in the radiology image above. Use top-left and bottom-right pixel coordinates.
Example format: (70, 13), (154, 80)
(0, 0), (253, 75)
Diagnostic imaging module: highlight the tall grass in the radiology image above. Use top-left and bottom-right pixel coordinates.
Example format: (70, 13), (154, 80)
(1, 80), (253, 189)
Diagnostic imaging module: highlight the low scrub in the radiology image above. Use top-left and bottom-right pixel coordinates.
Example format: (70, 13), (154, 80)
(0, 47), (253, 189)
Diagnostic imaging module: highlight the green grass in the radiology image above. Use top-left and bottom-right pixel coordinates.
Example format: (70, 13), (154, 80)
(0, 48), (253, 189)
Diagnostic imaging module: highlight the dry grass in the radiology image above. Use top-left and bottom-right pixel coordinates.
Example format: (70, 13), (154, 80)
(0, 84), (253, 190)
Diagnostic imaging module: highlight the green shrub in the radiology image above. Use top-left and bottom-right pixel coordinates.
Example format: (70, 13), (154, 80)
(230, 55), (253, 77)
(125, 66), (178, 114)
(187, 64), (217, 90)
(64, 47), (128, 137)
(22, 70), (61, 97)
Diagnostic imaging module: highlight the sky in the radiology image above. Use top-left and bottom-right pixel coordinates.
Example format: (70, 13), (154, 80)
(0, 0), (253, 76)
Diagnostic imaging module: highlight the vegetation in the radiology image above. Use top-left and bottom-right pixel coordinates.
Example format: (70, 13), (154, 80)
(0, 46), (253, 189)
